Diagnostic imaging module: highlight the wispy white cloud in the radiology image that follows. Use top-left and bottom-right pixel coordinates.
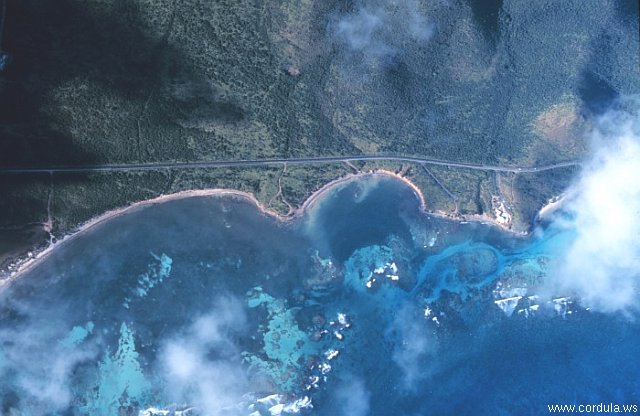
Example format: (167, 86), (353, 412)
(157, 296), (250, 415)
(0, 309), (98, 415)
(332, 378), (371, 416)
(546, 101), (640, 314)
(330, 0), (433, 66)
(389, 306), (437, 388)
(335, 8), (388, 55)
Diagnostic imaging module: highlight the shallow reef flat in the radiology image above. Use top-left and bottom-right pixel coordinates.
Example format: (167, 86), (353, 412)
(0, 176), (638, 415)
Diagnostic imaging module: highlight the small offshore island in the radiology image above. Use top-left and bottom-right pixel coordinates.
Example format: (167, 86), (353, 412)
(0, 173), (638, 415)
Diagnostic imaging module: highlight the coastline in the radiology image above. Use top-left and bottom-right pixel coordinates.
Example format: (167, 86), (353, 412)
(1, 189), (277, 288)
(297, 169), (428, 215)
(535, 193), (570, 222)
(1, 170), (536, 287)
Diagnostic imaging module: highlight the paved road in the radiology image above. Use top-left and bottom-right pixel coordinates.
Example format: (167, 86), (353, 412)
(0, 2), (581, 177)
(0, 155), (581, 175)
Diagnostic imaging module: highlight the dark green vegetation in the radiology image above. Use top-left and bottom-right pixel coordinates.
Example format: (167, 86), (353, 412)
(0, 0), (638, 272)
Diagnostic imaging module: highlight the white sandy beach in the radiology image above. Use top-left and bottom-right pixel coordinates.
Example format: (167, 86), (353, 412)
(2, 170), (544, 286)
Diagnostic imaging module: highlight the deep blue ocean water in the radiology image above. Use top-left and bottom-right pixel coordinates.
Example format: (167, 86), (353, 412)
(0, 175), (638, 415)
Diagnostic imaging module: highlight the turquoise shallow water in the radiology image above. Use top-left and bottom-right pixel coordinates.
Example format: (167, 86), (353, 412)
(0, 175), (638, 415)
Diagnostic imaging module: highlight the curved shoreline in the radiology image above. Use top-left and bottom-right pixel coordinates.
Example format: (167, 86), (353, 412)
(1, 170), (537, 288)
